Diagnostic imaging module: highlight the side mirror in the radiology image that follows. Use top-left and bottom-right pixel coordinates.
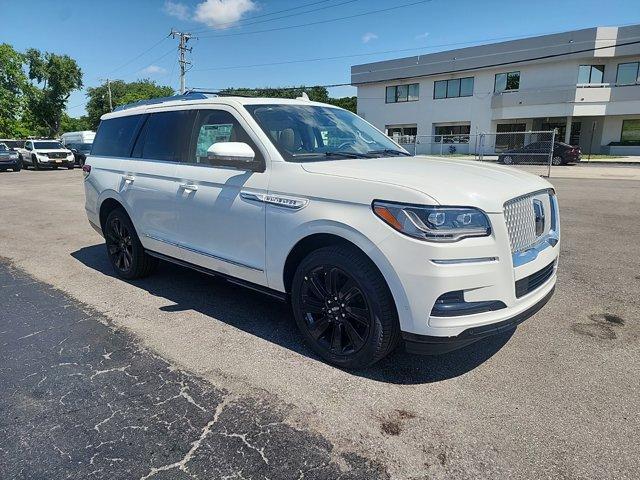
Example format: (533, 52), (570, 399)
(207, 142), (255, 167)
(71, 149), (78, 153)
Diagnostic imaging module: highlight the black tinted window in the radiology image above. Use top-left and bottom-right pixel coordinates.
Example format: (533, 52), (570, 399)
(92, 115), (144, 157)
(135, 110), (194, 162)
(189, 109), (264, 169)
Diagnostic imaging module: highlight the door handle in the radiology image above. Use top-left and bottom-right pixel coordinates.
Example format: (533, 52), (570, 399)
(179, 183), (198, 192)
(123, 174), (135, 184)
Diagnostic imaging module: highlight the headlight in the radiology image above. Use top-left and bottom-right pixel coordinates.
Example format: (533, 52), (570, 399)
(372, 200), (491, 242)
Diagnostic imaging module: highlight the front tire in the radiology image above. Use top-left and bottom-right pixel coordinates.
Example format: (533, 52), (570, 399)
(502, 155), (514, 165)
(291, 245), (400, 368)
(104, 208), (158, 279)
(32, 155), (40, 170)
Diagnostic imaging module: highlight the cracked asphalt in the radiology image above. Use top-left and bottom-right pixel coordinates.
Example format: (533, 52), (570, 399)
(0, 169), (639, 479)
(0, 262), (387, 479)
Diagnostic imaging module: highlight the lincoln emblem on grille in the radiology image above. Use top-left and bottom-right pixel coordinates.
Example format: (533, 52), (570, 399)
(533, 199), (545, 236)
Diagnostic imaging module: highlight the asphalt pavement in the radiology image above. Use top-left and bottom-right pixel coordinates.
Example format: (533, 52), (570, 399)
(0, 261), (386, 479)
(0, 168), (639, 479)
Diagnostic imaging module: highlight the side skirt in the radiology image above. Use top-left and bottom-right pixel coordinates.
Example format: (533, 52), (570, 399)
(145, 249), (288, 303)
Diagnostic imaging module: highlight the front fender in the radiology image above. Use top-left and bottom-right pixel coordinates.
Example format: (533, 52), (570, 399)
(267, 218), (413, 333)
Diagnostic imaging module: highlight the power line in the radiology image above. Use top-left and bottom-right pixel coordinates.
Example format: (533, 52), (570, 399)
(352, 37), (640, 82)
(200, 38), (640, 92)
(197, 0), (433, 38)
(189, 0), (353, 34)
(104, 35), (170, 76)
(193, 33), (624, 72)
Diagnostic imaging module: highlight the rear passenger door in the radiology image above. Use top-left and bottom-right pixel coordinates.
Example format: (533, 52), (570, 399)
(174, 107), (269, 286)
(119, 109), (195, 257)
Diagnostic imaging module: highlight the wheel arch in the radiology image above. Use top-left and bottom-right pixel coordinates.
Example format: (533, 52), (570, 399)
(280, 226), (412, 332)
(97, 191), (132, 231)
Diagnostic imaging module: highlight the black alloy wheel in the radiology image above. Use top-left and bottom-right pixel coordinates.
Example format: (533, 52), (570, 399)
(300, 265), (372, 356)
(292, 246), (400, 368)
(106, 216), (134, 274)
(103, 208), (158, 279)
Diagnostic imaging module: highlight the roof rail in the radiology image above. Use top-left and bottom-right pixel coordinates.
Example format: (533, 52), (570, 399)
(113, 91), (215, 112)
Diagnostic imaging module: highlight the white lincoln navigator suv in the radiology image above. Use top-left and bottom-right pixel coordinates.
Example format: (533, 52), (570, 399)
(83, 93), (559, 368)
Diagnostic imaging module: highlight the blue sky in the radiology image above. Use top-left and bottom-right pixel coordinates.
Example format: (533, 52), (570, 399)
(1, 0), (638, 117)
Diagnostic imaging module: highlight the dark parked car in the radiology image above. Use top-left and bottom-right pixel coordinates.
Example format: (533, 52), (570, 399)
(498, 141), (581, 166)
(0, 143), (21, 172)
(0, 139), (25, 151)
(67, 142), (92, 166)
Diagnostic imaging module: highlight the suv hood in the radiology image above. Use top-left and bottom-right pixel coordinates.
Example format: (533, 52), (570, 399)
(301, 156), (551, 212)
(36, 149), (71, 154)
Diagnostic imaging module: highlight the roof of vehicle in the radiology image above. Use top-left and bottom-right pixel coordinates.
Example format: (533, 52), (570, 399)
(101, 93), (342, 121)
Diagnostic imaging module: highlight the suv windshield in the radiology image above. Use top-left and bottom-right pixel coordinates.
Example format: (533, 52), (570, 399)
(245, 104), (409, 161)
(34, 141), (64, 149)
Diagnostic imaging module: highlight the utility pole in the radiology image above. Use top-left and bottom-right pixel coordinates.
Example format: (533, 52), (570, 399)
(99, 78), (113, 111)
(170, 29), (193, 94)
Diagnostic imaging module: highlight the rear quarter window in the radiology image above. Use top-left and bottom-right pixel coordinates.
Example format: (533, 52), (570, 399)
(92, 114), (145, 158)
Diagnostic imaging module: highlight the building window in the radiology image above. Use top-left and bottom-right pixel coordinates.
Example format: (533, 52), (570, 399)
(577, 65), (605, 84)
(386, 125), (417, 144)
(616, 62), (640, 85)
(621, 119), (640, 143)
(434, 124), (471, 143)
(433, 77), (474, 99)
(385, 83), (419, 103)
(494, 71), (520, 93)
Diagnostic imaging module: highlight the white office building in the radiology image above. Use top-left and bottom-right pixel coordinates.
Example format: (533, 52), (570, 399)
(352, 25), (640, 155)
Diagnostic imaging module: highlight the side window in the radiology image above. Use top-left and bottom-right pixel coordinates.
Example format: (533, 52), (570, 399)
(136, 110), (194, 162)
(92, 115), (145, 157)
(188, 109), (264, 170)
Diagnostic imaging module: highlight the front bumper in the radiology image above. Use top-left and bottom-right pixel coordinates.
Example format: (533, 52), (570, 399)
(403, 286), (554, 354)
(38, 159), (75, 168)
(0, 158), (20, 168)
(375, 199), (560, 342)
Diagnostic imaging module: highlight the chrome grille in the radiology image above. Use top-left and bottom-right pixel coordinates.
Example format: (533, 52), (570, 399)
(504, 190), (553, 253)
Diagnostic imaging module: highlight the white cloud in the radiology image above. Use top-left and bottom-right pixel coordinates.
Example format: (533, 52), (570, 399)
(163, 0), (189, 21)
(139, 65), (167, 76)
(194, 0), (257, 29)
(415, 32), (430, 41)
(362, 32), (378, 44)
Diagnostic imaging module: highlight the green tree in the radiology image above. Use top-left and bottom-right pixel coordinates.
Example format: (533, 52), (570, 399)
(0, 43), (28, 137)
(60, 112), (91, 133)
(24, 49), (83, 137)
(325, 96), (357, 113)
(220, 86), (356, 113)
(86, 79), (174, 129)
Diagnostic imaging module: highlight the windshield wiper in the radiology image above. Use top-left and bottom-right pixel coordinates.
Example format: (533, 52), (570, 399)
(290, 152), (372, 160)
(323, 151), (371, 159)
(367, 149), (412, 157)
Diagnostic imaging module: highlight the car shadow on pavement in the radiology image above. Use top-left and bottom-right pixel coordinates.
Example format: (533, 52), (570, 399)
(71, 244), (512, 385)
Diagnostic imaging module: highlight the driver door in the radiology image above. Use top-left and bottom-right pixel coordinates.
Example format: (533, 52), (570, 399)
(174, 107), (270, 286)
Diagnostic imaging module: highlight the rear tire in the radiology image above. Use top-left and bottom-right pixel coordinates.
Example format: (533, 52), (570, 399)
(104, 208), (158, 280)
(552, 156), (563, 166)
(291, 245), (400, 368)
(502, 155), (514, 165)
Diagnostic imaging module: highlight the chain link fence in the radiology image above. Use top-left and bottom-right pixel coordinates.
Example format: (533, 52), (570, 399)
(402, 130), (557, 177)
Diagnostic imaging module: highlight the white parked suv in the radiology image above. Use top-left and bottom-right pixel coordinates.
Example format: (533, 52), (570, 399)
(83, 93), (559, 368)
(19, 139), (75, 170)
